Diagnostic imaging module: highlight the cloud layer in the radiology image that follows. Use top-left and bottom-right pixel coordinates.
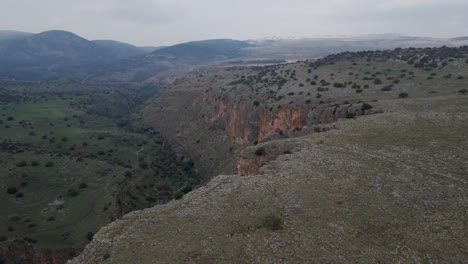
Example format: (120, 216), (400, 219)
(1, 0), (467, 46)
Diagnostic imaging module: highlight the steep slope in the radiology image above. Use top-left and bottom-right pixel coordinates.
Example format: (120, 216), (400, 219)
(71, 91), (468, 263)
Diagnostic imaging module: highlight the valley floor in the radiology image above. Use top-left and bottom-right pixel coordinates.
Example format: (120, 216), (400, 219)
(70, 93), (468, 263)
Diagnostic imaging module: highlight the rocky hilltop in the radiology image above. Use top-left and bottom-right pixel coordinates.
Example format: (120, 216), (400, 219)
(70, 46), (468, 263)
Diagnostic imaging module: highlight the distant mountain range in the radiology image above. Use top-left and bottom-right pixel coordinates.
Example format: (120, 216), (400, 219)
(0, 30), (467, 82)
(0, 30), (160, 80)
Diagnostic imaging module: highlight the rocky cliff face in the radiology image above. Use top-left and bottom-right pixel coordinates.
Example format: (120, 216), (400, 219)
(193, 92), (315, 145)
(135, 67), (379, 177)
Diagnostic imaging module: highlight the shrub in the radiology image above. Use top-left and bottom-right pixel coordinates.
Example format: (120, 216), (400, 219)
(253, 101), (260, 107)
(31, 160), (40, 167)
(261, 214), (283, 231)
(398, 92), (409, 98)
(255, 147), (266, 156)
(333, 82), (344, 88)
(458, 89), (467, 94)
(355, 89), (363, 93)
(345, 112), (355, 119)
(7, 116), (14, 121)
(86, 232), (94, 241)
(361, 103), (373, 112)
(174, 192), (184, 200)
(79, 183), (88, 189)
(6, 187), (18, 194)
(317, 87), (327, 92)
(374, 79), (382, 84)
(15, 192), (24, 198)
(381, 85), (392, 91)
(0, 235), (6, 242)
(45, 161), (54, 167)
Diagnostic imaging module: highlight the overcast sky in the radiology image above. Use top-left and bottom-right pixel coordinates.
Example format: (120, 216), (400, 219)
(1, 0), (467, 46)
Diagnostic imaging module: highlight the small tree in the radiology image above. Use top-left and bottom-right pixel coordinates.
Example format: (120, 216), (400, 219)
(261, 214), (283, 231)
(398, 92), (409, 98)
(7, 187), (18, 194)
(174, 192), (184, 200)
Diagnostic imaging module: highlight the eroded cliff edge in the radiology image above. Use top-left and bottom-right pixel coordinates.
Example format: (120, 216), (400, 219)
(132, 65), (380, 179)
(70, 93), (468, 263)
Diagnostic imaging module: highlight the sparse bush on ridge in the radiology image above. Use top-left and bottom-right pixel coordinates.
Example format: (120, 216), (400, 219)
(174, 192), (184, 200)
(261, 214), (283, 231)
(399, 92), (409, 98)
(7, 187), (18, 195)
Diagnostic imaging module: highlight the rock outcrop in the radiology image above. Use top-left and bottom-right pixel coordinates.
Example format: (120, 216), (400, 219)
(307, 102), (382, 125)
(237, 139), (302, 176)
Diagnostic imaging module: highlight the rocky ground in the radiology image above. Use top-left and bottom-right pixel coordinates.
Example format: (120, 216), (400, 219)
(70, 92), (468, 263)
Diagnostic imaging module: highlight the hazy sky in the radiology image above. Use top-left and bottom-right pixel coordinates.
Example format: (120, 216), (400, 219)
(1, 0), (467, 46)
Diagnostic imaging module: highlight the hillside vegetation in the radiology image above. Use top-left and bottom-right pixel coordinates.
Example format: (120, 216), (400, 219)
(0, 81), (201, 262)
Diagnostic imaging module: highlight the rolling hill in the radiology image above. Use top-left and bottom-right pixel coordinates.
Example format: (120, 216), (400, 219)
(92, 40), (158, 60)
(0, 30), (156, 80)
